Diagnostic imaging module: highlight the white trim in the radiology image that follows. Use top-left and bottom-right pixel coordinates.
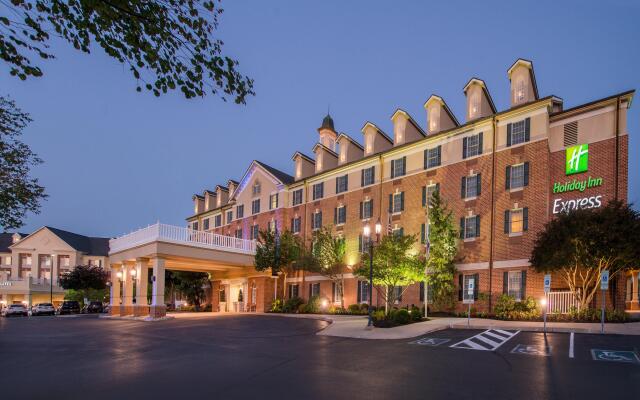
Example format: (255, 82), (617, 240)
(496, 107), (547, 127)
(455, 262), (489, 271)
(494, 259), (531, 269)
(549, 105), (615, 128)
(285, 273), (356, 283)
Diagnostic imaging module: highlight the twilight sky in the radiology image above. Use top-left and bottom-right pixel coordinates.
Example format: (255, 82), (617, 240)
(2, 0), (639, 237)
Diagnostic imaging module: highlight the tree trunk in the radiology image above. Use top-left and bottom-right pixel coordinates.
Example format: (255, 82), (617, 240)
(282, 271), (287, 300)
(340, 274), (345, 309)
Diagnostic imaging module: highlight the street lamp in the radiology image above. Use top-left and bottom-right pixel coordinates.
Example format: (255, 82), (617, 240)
(364, 219), (382, 327)
(50, 254), (56, 304)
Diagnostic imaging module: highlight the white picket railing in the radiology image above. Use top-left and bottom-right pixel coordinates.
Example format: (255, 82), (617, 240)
(546, 291), (579, 314)
(109, 223), (256, 255)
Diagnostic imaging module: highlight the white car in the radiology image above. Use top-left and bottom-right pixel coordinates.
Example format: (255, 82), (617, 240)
(2, 304), (28, 317)
(31, 303), (55, 316)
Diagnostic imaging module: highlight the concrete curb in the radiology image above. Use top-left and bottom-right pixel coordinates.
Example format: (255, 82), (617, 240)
(99, 314), (174, 322)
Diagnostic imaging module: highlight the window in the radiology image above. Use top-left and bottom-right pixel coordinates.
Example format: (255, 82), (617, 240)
(392, 227), (404, 238)
(420, 222), (431, 244)
(251, 284), (257, 305)
(59, 256), (70, 267)
(251, 199), (261, 215)
(309, 283), (320, 297)
(461, 174), (481, 199)
(269, 193), (279, 210)
(226, 210), (233, 223)
(504, 208), (529, 235)
(460, 215), (480, 239)
(357, 281), (370, 303)
(288, 284), (299, 299)
(422, 184), (440, 207)
(393, 286), (403, 304)
(360, 199), (373, 220)
(268, 220), (276, 233)
(506, 271), (525, 301)
(361, 166), (375, 186)
(219, 287), (226, 303)
(389, 192), (405, 214)
(506, 162), (529, 190)
(250, 225), (259, 240)
(507, 118), (530, 146)
(358, 235), (372, 254)
(470, 93), (480, 118)
(214, 215), (222, 228)
(391, 157), (406, 178)
(463, 132), (483, 159)
(203, 218), (210, 230)
(291, 217), (301, 234)
(252, 182), (261, 196)
(292, 189), (303, 206)
(312, 211), (322, 231)
(192, 221), (199, 231)
(336, 175), (348, 194)
(236, 205), (244, 219)
(4, 256), (10, 266)
(334, 205), (346, 225)
(235, 229), (243, 239)
(424, 146), (442, 169)
(332, 282), (342, 303)
(516, 79), (526, 103)
(312, 182), (324, 200)
(461, 274), (479, 302)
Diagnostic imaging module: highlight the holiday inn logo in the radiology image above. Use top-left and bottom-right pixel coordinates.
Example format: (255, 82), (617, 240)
(566, 144), (589, 175)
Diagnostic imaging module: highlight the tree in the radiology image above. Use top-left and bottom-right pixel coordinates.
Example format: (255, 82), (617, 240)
(254, 228), (303, 300)
(305, 226), (347, 308)
(171, 271), (210, 311)
(424, 190), (458, 311)
(530, 201), (640, 310)
(0, 96), (46, 230)
(1, 0), (254, 102)
(59, 264), (108, 301)
(355, 233), (425, 313)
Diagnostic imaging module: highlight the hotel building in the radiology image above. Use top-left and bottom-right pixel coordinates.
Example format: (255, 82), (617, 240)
(107, 59), (637, 317)
(0, 227), (109, 307)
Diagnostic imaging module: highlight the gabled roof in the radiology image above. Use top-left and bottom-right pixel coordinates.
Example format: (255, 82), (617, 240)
(203, 190), (216, 196)
(312, 142), (339, 158)
(423, 94), (460, 126)
(390, 109), (427, 137)
(291, 151), (316, 163)
(215, 185), (229, 192)
(192, 194), (205, 200)
(253, 160), (295, 185)
(507, 58), (539, 100)
(10, 227), (109, 256)
(463, 78), (497, 114)
(227, 179), (239, 186)
(360, 121), (394, 144)
(0, 232), (27, 253)
(336, 133), (364, 150)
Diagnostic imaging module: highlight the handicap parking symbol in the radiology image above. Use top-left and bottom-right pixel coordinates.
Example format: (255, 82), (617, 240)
(411, 338), (450, 346)
(591, 349), (640, 364)
(511, 344), (551, 356)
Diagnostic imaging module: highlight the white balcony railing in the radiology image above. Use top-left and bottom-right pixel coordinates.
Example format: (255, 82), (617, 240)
(0, 277), (64, 292)
(109, 223), (256, 255)
(546, 291), (579, 314)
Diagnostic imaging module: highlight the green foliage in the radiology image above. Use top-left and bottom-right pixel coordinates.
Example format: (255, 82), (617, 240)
(494, 294), (540, 320)
(304, 226), (347, 306)
(254, 229), (303, 275)
(347, 304), (361, 314)
(301, 295), (321, 314)
(59, 265), (108, 291)
(530, 201), (640, 310)
(0, 96), (46, 230)
(64, 288), (108, 303)
(393, 309), (411, 325)
(410, 306), (423, 321)
(270, 298), (284, 313)
(1, 0), (254, 103)
(355, 233), (425, 311)
(372, 309), (386, 322)
(283, 297), (304, 313)
(425, 190), (458, 311)
(171, 271), (209, 311)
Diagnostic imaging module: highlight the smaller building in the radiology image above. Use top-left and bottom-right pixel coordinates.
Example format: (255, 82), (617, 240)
(0, 227), (110, 307)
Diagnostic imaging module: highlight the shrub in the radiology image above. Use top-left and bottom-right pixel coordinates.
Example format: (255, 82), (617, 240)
(347, 304), (362, 314)
(360, 303), (371, 313)
(270, 299), (284, 313)
(393, 309), (411, 325)
(494, 294), (540, 320)
(302, 296), (321, 314)
(283, 297), (304, 313)
(410, 306), (422, 321)
(373, 310), (386, 322)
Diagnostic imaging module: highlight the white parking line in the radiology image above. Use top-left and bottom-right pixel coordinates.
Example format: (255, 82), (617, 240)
(569, 332), (575, 358)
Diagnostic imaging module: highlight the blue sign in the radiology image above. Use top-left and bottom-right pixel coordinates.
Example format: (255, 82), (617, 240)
(601, 270), (609, 290)
(591, 349), (639, 364)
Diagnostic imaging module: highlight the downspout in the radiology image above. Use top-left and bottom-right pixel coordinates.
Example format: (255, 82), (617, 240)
(614, 97), (620, 200)
(488, 115), (498, 313)
(302, 180), (308, 299)
(377, 153), (384, 309)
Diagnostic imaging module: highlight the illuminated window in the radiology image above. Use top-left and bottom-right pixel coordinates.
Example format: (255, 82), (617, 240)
(269, 193), (279, 210)
(508, 271), (524, 301)
(251, 199), (261, 215)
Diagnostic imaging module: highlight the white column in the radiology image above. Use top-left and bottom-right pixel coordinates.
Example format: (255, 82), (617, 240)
(122, 263), (133, 306)
(135, 259), (149, 306)
(52, 255), (59, 286)
(110, 265), (121, 306)
(151, 258), (165, 306)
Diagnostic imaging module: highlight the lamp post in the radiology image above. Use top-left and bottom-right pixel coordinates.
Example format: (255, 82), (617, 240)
(50, 254), (55, 304)
(364, 219), (382, 327)
(116, 271), (123, 305)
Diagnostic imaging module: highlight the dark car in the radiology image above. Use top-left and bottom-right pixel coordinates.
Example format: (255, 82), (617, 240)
(84, 301), (104, 314)
(58, 301), (81, 315)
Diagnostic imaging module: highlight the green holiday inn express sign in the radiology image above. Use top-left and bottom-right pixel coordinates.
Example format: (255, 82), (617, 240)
(552, 143), (605, 214)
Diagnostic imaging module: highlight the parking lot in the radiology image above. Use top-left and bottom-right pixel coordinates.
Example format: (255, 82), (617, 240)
(0, 315), (638, 400)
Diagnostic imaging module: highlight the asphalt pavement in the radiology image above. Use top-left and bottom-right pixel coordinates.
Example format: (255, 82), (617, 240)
(0, 314), (638, 400)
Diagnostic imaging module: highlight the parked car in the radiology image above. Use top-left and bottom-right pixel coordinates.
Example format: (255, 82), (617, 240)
(58, 301), (81, 315)
(83, 301), (104, 314)
(31, 303), (55, 316)
(2, 304), (28, 317)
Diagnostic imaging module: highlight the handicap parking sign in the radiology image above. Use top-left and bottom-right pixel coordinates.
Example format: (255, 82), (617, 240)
(511, 344), (551, 357)
(411, 338), (450, 346)
(591, 349), (640, 364)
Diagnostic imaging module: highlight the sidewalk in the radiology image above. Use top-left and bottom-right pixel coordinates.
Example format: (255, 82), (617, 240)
(276, 314), (640, 339)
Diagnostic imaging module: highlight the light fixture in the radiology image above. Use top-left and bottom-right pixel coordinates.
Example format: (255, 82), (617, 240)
(540, 298), (547, 307)
(375, 219), (382, 235)
(130, 269), (137, 277)
(116, 271), (123, 279)
(321, 299), (328, 309)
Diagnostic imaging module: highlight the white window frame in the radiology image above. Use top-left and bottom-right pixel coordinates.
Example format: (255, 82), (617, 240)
(463, 275), (475, 302)
(359, 281), (370, 304)
(511, 120), (526, 145)
(391, 158), (405, 177)
(507, 271), (523, 301)
(226, 210), (233, 223)
(292, 217), (301, 234)
(312, 183), (324, 200)
(251, 199), (260, 215)
(465, 175), (479, 199)
(392, 192), (403, 214)
(510, 163), (525, 190)
(426, 147), (439, 169)
(269, 193), (278, 210)
(236, 205), (244, 219)
(336, 175), (348, 193)
(466, 134), (480, 157)
(292, 189), (303, 206)
(362, 199), (373, 220)
(312, 212), (322, 231)
(252, 182), (261, 196)
(336, 205), (346, 226)
(310, 283), (320, 297)
(362, 167), (374, 186)
(289, 284), (299, 299)
(464, 215), (477, 240)
(214, 215), (222, 228)
(333, 283), (342, 304)
(509, 208), (524, 236)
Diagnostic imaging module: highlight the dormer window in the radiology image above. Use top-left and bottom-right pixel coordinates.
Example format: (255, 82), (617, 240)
(515, 79), (526, 104)
(429, 107), (439, 132)
(365, 134), (373, 154)
(470, 93), (480, 119)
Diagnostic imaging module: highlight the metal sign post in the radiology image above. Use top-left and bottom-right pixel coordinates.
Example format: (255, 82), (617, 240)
(466, 278), (475, 328)
(543, 274), (551, 334)
(600, 270), (609, 334)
